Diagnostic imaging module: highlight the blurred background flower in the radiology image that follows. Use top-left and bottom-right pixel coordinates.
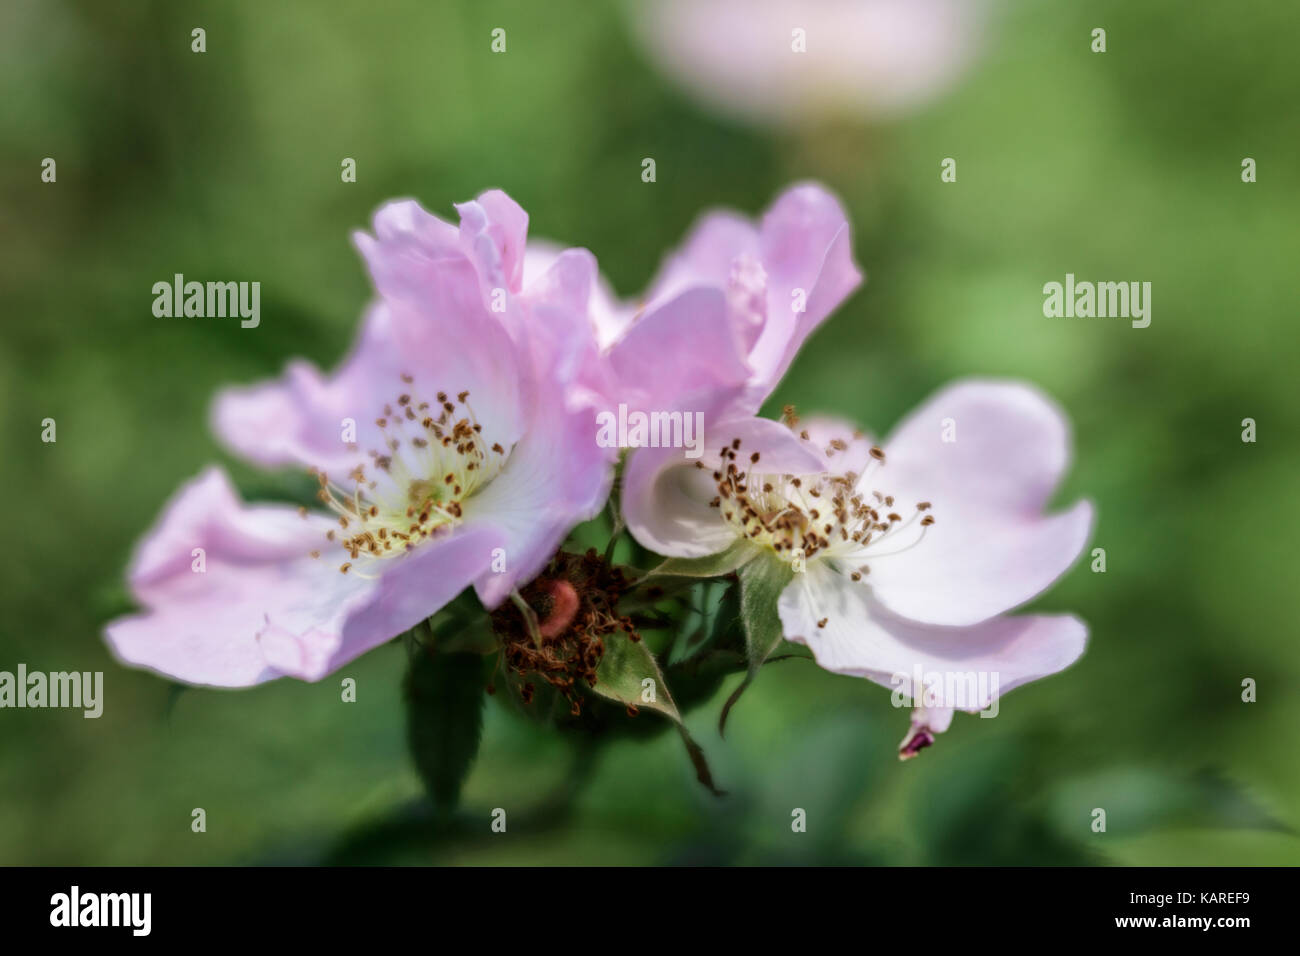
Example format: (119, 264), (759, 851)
(626, 0), (988, 127)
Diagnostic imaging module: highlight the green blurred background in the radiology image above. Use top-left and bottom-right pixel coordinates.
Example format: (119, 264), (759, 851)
(2, 0), (1297, 865)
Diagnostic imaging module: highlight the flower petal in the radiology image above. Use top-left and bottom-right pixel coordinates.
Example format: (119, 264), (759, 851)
(882, 380), (1075, 515)
(865, 380), (1093, 625)
(604, 287), (752, 419)
(329, 523), (507, 670)
(355, 191), (527, 306)
(621, 444), (737, 558)
(622, 416), (827, 558)
(608, 187), (863, 418)
(518, 245), (613, 410)
(706, 416), (831, 473)
(743, 183), (863, 398)
(105, 468), (505, 687)
(465, 396), (613, 608)
(213, 299), (525, 481)
(524, 241), (630, 348)
(866, 501), (1094, 627)
(779, 563), (1088, 709)
(641, 210), (761, 311)
(456, 189), (529, 294)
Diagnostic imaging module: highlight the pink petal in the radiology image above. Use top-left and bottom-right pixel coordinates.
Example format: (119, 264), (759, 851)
(213, 300), (525, 482)
(356, 191), (527, 307)
(865, 380), (1093, 626)
(465, 396), (613, 608)
(641, 210), (760, 311)
(518, 246), (614, 410)
(457, 189), (529, 294)
(105, 468), (505, 687)
(745, 183), (863, 396)
(705, 416), (830, 472)
(127, 467), (328, 596)
(600, 184), (861, 422)
(604, 287), (752, 420)
(328, 522), (507, 670)
(866, 502), (1093, 627)
(884, 380), (1075, 514)
(524, 241), (630, 348)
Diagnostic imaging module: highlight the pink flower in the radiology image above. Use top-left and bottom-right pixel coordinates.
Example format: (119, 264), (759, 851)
(621, 380), (1094, 753)
(106, 192), (612, 687)
(604, 183), (862, 542)
(627, 0), (986, 127)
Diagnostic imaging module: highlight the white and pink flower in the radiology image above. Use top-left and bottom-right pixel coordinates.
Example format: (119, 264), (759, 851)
(106, 192), (612, 687)
(621, 380), (1093, 755)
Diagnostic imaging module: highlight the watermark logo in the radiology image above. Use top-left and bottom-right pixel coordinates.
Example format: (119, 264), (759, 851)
(152, 274), (260, 328)
(595, 404), (704, 459)
(889, 665), (1001, 717)
(50, 886), (150, 936)
(1042, 273), (1151, 328)
(0, 664), (102, 718)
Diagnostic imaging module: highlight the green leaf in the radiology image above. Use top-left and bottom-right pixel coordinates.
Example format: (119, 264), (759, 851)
(405, 648), (487, 813)
(587, 633), (724, 795)
(720, 551), (794, 735)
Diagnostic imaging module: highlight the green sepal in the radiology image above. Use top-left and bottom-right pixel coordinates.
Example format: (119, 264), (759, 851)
(587, 633), (724, 795)
(719, 551), (795, 736)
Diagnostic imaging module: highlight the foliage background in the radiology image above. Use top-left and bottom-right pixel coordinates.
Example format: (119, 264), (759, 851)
(1, 0), (1297, 864)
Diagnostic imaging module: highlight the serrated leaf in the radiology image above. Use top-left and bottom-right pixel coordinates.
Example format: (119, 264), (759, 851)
(588, 633), (724, 795)
(405, 649), (487, 813)
(720, 551), (794, 735)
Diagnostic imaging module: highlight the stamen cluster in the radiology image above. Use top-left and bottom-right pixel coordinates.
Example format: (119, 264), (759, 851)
(308, 378), (507, 575)
(703, 416), (935, 577)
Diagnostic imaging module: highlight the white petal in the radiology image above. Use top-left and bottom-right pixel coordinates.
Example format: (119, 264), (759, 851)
(779, 563), (1088, 710)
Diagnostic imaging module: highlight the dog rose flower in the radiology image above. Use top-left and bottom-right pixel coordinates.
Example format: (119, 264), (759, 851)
(622, 380), (1093, 753)
(106, 193), (612, 687)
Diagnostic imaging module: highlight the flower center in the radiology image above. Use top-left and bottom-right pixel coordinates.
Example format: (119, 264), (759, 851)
(311, 377), (508, 575)
(704, 424), (935, 579)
